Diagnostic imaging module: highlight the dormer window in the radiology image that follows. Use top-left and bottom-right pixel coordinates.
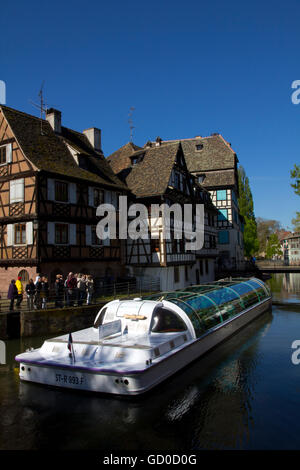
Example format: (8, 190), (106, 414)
(131, 153), (144, 165)
(196, 144), (203, 151)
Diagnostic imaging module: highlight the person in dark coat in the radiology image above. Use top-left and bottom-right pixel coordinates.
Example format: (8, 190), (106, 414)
(41, 276), (49, 309)
(7, 280), (18, 311)
(25, 279), (36, 310)
(55, 274), (64, 308)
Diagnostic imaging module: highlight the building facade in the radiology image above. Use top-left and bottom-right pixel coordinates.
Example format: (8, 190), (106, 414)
(146, 135), (245, 271)
(281, 232), (300, 265)
(0, 105), (128, 291)
(107, 139), (218, 290)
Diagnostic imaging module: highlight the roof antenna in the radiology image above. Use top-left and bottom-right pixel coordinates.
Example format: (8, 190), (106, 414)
(29, 81), (47, 135)
(128, 106), (135, 142)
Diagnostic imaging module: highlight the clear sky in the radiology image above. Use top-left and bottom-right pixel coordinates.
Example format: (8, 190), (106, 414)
(1, 0), (299, 229)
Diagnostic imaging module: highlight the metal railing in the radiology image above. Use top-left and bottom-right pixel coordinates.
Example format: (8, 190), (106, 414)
(0, 278), (161, 315)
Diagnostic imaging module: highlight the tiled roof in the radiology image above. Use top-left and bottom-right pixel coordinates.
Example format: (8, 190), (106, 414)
(198, 169), (236, 188)
(125, 142), (181, 198)
(107, 142), (143, 175)
(144, 134), (238, 188)
(1, 105), (127, 190)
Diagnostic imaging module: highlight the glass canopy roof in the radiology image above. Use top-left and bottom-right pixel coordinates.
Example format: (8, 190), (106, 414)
(144, 278), (271, 338)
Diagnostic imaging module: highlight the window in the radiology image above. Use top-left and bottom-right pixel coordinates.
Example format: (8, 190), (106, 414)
(94, 188), (104, 207)
(14, 224), (26, 244)
(55, 223), (69, 244)
(197, 174), (205, 184)
(174, 266), (180, 283)
(151, 307), (187, 333)
(195, 144), (203, 151)
(217, 190), (227, 201)
(151, 238), (160, 252)
(0, 145), (6, 164)
(218, 230), (229, 244)
(55, 181), (68, 202)
(92, 225), (102, 245)
(10, 179), (24, 203)
(218, 209), (228, 221)
(199, 260), (203, 276)
(205, 259), (209, 274)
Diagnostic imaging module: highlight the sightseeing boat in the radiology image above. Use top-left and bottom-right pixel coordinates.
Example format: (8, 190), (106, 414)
(15, 277), (271, 396)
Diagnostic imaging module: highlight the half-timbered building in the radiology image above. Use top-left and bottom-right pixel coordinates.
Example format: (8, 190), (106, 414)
(107, 139), (218, 290)
(0, 105), (128, 291)
(145, 135), (245, 271)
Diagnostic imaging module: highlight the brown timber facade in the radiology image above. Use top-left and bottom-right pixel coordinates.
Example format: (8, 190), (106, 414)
(0, 105), (127, 290)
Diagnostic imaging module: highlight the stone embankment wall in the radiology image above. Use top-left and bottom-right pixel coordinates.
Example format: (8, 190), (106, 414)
(0, 303), (106, 339)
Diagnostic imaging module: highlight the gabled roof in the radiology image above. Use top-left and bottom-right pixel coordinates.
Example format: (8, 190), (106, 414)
(143, 134), (238, 189)
(0, 105), (127, 190)
(125, 142), (181, 198)
(145, 134), (237, 171)
(106, 142), (143, 175)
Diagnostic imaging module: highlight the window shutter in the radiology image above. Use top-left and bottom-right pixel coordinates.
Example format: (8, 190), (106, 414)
(7, 224), (13, 246)
(111, 192), (117, 208)
(69, 224), (76, 245)
(105, 191), (111, 204)
(88, 187), (93, 206)
(15, 178), (24, 202)
(47, 222), (55, 244)
(7, 144), (12, 163)
(26, 222), (33, 245)
(9, 180), (16, 203)
(85, 225), (92, 245)
(69, 182), (77, 204)
(103, 227), (110, 246)
(47, 178), (55, 201)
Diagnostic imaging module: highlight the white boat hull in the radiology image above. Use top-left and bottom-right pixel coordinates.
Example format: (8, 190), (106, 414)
(17, 298), (271, 396)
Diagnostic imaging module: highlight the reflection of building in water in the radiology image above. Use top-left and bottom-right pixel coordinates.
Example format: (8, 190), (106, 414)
(282, 273), (300, 293)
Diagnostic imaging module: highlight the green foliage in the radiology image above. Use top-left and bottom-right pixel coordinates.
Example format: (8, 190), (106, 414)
(243, 216), (259, 256)
(291, 164), (300, 196)
(257, 217), (282, 253)
(292, 212), (300, 232)
(266, 233), (282, 259)
(238, 166), (259, 257)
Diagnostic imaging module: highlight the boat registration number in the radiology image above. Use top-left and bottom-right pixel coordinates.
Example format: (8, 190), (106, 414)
(55, 373), (85, 386)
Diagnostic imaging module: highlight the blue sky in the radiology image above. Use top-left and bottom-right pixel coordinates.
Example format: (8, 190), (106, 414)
(1, 0), (299, 228)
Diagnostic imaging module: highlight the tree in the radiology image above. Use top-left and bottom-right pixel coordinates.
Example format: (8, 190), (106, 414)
(256, 217), (282, 253)
(292, 212), (300, 232)
(291, 164), (300, 196)
(238, 166), (259, 257)
(266, 233), (282, 259)
(291, 164), (300, 231)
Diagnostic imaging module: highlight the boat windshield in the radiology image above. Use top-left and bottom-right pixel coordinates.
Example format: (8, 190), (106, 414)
(144, 278), (270, 338)
(150, 307), (187, 333)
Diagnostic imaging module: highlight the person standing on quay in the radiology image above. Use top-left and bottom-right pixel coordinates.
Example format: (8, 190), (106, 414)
(15, 276), (23, 308)
(26, 279), (36, 310)
(86, 275), (94, 305)
(41, 276), (49, 309)
(7, 280), (17, 311)
(55, 274), (64, 308)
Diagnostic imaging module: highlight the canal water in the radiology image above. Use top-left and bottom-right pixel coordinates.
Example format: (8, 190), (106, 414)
(1, 274), (300, 450)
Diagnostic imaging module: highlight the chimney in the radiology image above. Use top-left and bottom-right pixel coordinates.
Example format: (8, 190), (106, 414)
(46, 108), (61, 134)
(155, 136), (162, 146)
(83, 127), (101, 152)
